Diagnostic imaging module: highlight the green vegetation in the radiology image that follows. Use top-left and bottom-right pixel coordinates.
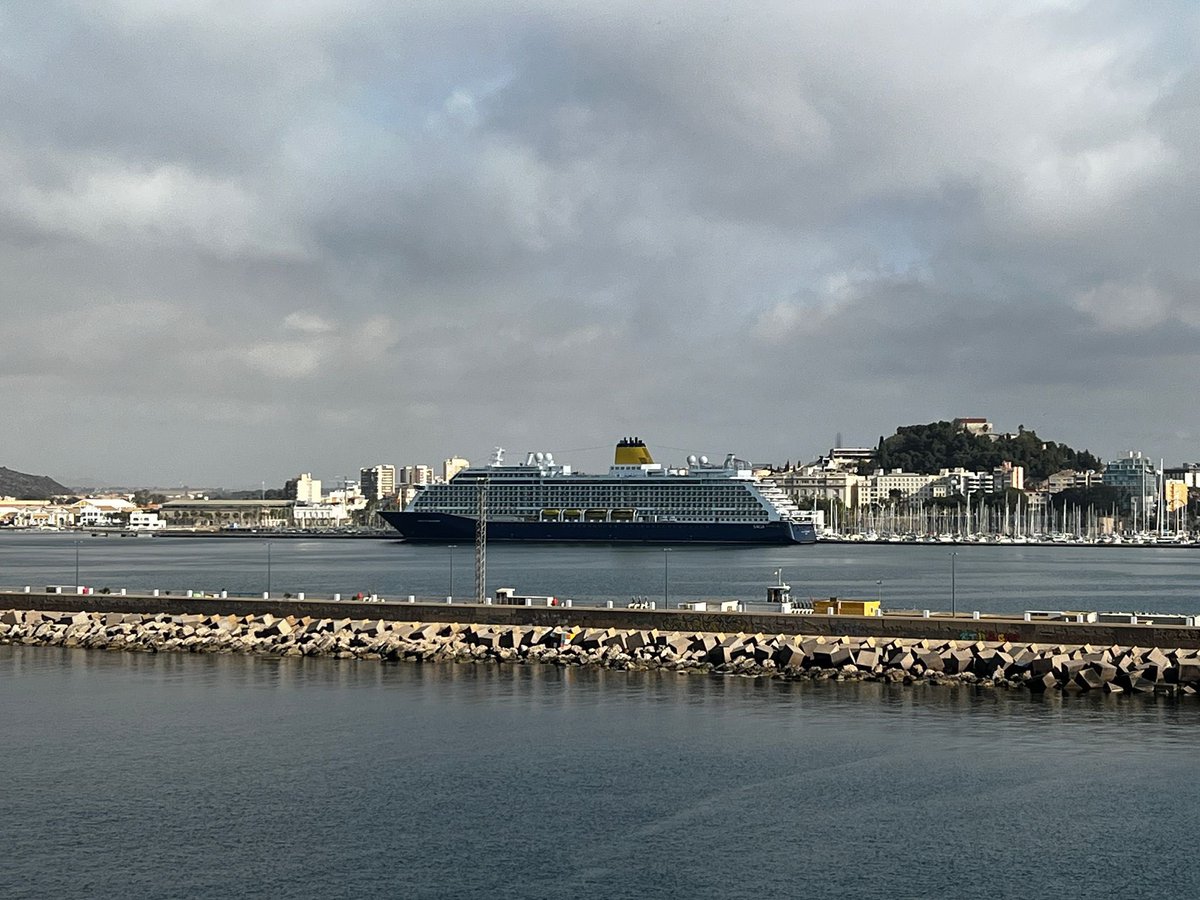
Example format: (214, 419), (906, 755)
(869, 421), (1101, 481)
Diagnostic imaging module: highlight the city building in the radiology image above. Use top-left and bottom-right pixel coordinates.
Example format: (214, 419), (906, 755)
(292, 504), (348, 528)
(0, 499), (73, 529)
(775, 467), (860, 507)
(327, 482), (367, 512)
(1164, 463), (1200, 489)
(284, 473), (322, 504)
(401, 464), (433, 487)
(72, 498), (137, 527)
(825, 448), (874, 470)
(158, 500), (293, 529)
(855, 470), (942, 506)
(953, 417), (993, 436)
(397, 484), (423, 507)
(992, 462), (1025, 492)
(443, 456), (470, 483)
(128, 511), (164, 530)
(1040, 469), (1104, 493)
(1103, 452), (1158, 518)
(359, 465), (396, 501)
(1165, 480), (1188, 513)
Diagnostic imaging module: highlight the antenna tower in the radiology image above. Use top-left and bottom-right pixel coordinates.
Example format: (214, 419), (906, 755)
(474, 482), (487, 603)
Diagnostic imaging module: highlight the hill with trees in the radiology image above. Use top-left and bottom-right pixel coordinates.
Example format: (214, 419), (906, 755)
(0, 466), (71, 500)
(869, 422), (1101, 481)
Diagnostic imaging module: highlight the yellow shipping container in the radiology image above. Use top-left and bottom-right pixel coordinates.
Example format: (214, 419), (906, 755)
(813, 599), (880, 616)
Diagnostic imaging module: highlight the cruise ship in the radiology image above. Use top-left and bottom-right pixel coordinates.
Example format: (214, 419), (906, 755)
(379, 438), (818, 545)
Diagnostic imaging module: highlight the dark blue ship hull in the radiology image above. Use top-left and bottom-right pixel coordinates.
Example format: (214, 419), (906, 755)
(379, 512), (817, 545)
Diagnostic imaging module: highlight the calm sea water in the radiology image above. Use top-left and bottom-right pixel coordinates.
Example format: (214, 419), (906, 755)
(2, 646), (1197, 899)
(3, 531), (1200, 615)
(5, 536), (1200, 896)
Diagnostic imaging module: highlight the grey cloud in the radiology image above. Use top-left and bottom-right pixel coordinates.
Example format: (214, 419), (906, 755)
(2, 1), (1199, 484)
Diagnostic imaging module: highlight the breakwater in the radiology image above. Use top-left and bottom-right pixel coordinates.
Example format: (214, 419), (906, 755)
(5, 605), (1200, 697)
(5, 588), (1200, 649)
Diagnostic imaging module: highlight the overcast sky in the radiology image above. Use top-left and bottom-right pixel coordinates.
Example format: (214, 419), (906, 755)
(3, 1), (1198, 487)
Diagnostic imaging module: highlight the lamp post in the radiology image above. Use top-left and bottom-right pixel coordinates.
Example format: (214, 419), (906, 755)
(73, 540), (81, 588)
(448, 544), (457, 598)
(663, 548), (671, 609)
(876, 579), (883, 606)
(265, 542), (272, 596)
(950, 551), (958, 617)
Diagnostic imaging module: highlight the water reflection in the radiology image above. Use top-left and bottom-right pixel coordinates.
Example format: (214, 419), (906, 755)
(7, 529), (1200, 614)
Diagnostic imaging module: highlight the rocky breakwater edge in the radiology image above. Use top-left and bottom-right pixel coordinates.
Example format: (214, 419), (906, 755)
(5, 607), (1200, 697)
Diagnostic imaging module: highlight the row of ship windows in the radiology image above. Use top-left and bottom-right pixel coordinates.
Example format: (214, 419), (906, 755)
(446, 489), (753, 496)
(456, 495), (758, 504)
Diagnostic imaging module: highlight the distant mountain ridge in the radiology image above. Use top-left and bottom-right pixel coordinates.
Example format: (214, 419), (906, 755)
(0, 466), (71, 500)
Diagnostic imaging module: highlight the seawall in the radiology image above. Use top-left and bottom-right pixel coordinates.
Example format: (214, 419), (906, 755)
(4, 589), (1200, 649)
(4, 604), (1200, 697)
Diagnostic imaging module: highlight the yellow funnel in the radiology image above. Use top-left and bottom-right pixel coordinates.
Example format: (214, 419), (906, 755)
(614, 437), (654, 465)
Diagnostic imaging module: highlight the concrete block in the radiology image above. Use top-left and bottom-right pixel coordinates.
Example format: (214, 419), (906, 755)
(1129, 676), (1158, 694)
(1056, 658), (1088, 680)
(1176, 660), (1200, 685)
(707, 645), (734, 665)
(773, 645), (808, 670)
(1028, 672), (1059, 693)
(1146, 648), (1171, 670)
(813, 645), (851, 668)
(942, 649), (975, 675)
(853, 648), (880, 670)
(800, 638), (823, 656)
(916, 650), (944, 673)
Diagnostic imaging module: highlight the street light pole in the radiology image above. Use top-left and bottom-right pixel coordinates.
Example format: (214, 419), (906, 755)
(662, 548), (670, 609)
(448, 544), (456, 598)
(876, 579), (883, 606)
(266, 542), (272, 596)
(74, 540), (80, 587)
(950, 551), (957, 617)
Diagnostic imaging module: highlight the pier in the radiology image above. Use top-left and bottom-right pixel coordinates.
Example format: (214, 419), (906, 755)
(4, 585), (1200, 650)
